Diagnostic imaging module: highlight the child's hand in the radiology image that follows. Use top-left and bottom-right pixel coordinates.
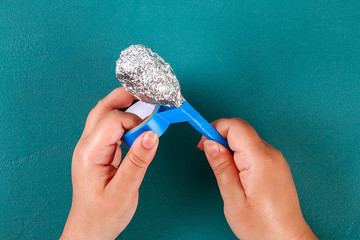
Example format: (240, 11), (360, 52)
(61, 88), (159, 240)
(198, 118), (317, 240)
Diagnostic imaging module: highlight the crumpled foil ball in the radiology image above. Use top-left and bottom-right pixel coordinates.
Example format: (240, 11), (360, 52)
(115, 44), (185, 108)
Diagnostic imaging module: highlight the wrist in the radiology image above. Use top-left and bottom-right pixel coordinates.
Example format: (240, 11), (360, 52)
(296, 228), (318, 240)
(60, 209), (105, 240)
(292, 221), (318, 240)
(60, 218), (93, 240)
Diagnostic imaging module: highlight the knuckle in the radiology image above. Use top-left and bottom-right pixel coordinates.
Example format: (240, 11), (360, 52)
(127, 151), (148, 169)
(87, 100), (105, 118)
(216, 117), (253, 132)
(272, 149), (288, 167)
(232, 117), (252, 131)
(103, 110), (123, 126)
(213, 159), (234, 177)
(235, 150), (251, 172)
(232, 118), (260, 142)
(211, 118), (228, 127)
(116, 87), (126, 94)
(107, 109), (121, 119)
(231, 117), (244, 122)
(230, 117), (245, 124)
(73, 144), (90, 167)
(96, 99), (105, 108)
(261, 148), (286, 170)
(265, 145), (284, 162)
(87, 108), (97, 120)
(273, 148), (284, 158)
(217, 117), (228, 123)
(74, 140), (85, 158)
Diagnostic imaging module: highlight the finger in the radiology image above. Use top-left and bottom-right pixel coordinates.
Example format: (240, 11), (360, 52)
(197, 135), (208, 150)
(109, 131), (159, 193)
(200, 118), (282, 198)
(83, 110), (142, 166)
(203, 140), (245, 205)
(198, 118), (265, 156)
(111, 143), (122, 168)
(197, 120), (219, 150)
(83, 87), (136, 136)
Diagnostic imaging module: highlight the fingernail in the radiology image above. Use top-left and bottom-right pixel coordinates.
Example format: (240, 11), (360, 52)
(142, 131), (158, 149)
(204, 140), (220, 159)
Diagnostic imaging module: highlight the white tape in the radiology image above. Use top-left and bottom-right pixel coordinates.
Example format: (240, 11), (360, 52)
(125, 101), (156, 120)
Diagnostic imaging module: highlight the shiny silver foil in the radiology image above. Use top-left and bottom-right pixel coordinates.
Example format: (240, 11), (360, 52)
(115, 44), (185, 108)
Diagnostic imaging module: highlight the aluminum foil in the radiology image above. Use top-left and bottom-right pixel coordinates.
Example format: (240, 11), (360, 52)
(115, 44), (185, 108)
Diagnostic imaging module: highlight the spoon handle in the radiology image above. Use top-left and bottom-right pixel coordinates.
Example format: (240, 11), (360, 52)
(178, 102), (232, 152)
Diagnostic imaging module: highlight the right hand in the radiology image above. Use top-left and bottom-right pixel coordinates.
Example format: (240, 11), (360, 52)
(198, 118), (317, 240)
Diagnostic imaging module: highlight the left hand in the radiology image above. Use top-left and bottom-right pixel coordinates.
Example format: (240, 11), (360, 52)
(60, 87), (159, 240)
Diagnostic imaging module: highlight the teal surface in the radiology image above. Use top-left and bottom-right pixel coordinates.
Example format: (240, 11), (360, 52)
(1, 0), (359, 239)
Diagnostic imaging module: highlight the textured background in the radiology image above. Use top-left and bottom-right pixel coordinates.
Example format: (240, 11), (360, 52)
(1, 0), (359, 239)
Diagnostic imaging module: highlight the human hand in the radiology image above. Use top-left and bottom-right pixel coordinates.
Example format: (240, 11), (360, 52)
(60, 88), (159, 240)
(198, 118), (317, 240)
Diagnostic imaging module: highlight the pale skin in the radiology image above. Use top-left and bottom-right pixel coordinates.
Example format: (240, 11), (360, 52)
(60, 87), (317, 240)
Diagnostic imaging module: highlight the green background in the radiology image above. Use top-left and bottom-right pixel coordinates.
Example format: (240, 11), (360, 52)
(1, 0), (359, 239)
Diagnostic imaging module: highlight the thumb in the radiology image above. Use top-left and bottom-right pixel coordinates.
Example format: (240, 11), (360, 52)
(204, 140), (245, 205)
(109, 131), (159, 192)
